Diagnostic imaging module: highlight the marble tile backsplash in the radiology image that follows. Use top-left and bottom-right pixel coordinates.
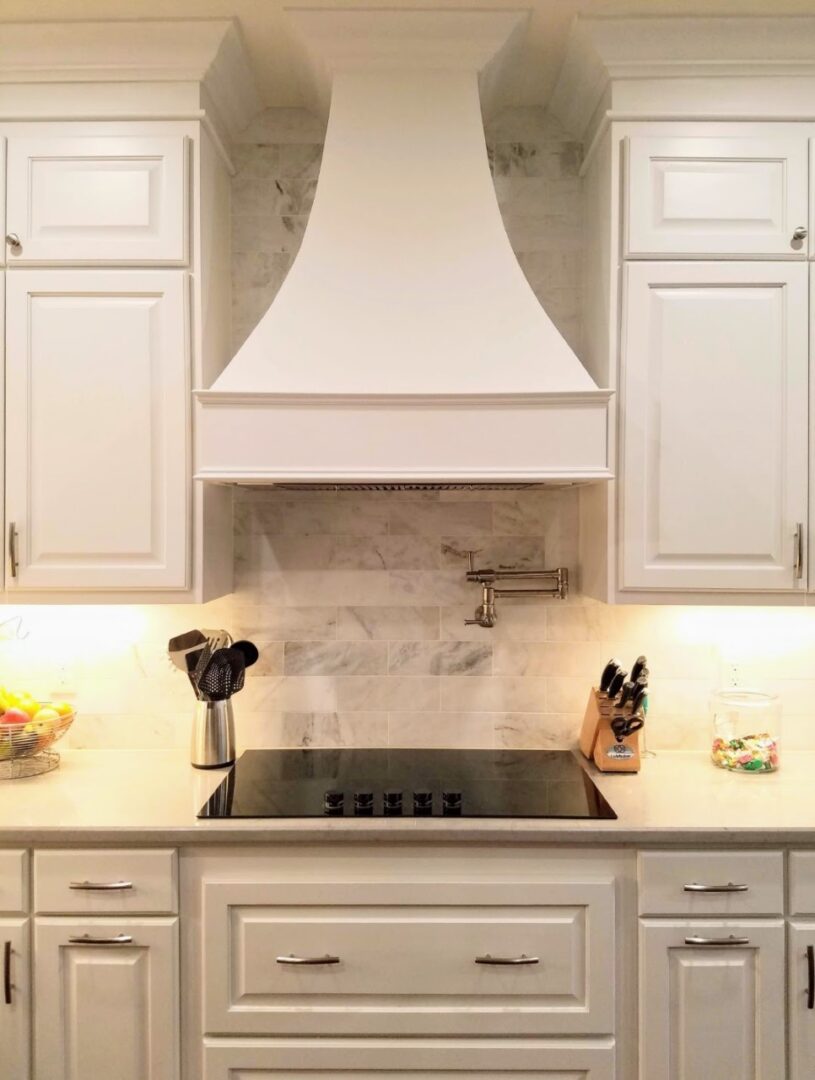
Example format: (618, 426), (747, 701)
(4, 106), (815, 757)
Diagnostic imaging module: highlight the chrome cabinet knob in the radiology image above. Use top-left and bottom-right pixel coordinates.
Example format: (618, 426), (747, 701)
(792, 226), (808, 241)
(5, 233), (21, 253)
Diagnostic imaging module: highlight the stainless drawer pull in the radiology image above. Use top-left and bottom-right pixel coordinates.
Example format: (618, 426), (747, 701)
(69, 880), (133, 891)
(276, 954), (340, 965)
(684, 935), (749, 947)
(3, 941), (11, 1005)
(68, 934), (133, 946)
(475, 954), (540, 965)
(683, 882), (748, 893)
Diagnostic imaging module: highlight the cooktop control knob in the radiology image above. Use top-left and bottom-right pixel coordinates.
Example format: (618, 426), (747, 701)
(442, 791), (462, 816)
(413, 790), (433, 816)
(323, 790), (344, 816)
(383, 790), (403, 816)
(354, 791), (374, 816)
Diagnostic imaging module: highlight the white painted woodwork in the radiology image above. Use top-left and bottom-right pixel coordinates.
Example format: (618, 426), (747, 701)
(639, 918), (785, 1080)
(34, 916), (179, 1080)
(0, 851), (27, 913)
(789, 921), (815, 1080)
(201, 878), (615, 1036)
(789, 852), (815, 914)
(0, 271), (4, 594)
(0, 137), (6, 267)
(5, 270), (189, 591)
(626, 136), (809, 257)
(6, 135), (188, 264)
(34, 849), (177, 914)
(0, 918), (30, 1080)
(201, 1038), (616, 1080)
(638, 851), (784, 916)
(620, 260), (809, 592)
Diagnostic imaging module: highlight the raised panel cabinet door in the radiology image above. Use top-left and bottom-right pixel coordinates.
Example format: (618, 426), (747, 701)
(620, 261), (809, 592)
(640, 919), (785, 1080)
(202, 1038), (616, 1080)
(5, 270), (189, 591)
(34, 916), (179, 1080)
(789, 921), (815, 1080)
(0, 918), (30, 1080)
(626, 136), (809, 256)
(5, 135), (187, 264)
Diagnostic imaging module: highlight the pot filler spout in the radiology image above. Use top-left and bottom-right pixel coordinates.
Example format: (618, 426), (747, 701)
(194, 8), (613, 487)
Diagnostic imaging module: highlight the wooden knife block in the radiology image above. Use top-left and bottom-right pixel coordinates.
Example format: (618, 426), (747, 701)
(578, 687), (641, 773)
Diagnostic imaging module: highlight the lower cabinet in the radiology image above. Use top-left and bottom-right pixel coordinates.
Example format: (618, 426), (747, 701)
(0, 917), (30, 1080)
(639, 919), (786, 1080)
(34, 916), (180, 1080)
(789, 921), (815, 1080)
(201, 1038), (616, 1080)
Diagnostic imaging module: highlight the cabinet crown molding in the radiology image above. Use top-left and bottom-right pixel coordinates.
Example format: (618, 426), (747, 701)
(0, 19), (260, 139)
(551, 15), (815, 141)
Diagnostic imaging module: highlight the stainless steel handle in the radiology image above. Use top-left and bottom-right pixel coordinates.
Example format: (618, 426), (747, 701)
(475, 954), (540, 965)
(276, 954), (340, 965)
(683, 882), (749, 893)
(68, 934), (133, 946)
(793, 225), (808, 241)
(69, 880), (133, 891)
(8, 523), (18, 579)
(684, 935), (750, 947)
(3, 941), (11, 1005)
(5, 233), (21, 252)
(795, 523), (804, 579)
(807, 945), (815, 1010)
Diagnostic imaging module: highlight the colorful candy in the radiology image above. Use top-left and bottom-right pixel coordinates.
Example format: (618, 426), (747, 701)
(711, 732), (779, 773)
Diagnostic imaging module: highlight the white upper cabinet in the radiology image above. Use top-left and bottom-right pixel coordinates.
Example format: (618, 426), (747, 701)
(5, 270), (189, 591)
(5, 135), (188, 265)
(626, 136), (809, 257)
(620, 261), (809, 592)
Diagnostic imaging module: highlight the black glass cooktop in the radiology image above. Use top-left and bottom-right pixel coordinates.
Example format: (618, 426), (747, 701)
(198, 749), (616, 820)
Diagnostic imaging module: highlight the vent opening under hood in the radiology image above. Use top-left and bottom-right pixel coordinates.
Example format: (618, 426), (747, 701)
(195, 8), (612, 487)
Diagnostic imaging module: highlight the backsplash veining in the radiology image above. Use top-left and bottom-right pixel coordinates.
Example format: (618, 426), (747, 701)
(5, 106), (815, 754)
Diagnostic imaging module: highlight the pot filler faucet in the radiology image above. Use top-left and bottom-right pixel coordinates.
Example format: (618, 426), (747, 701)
(464, 551), (568, 628)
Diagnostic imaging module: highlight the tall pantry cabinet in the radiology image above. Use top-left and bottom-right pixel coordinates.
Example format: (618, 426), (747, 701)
(0, 21), (258, 602)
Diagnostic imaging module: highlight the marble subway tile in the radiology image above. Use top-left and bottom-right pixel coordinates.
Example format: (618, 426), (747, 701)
(388, 570), (473, 605)
(230, 605), (338, 641)
(237, 570), (392, 606)
(493, 713), (581, 750)
(284, 641), (388, 676)
(388, 641), (492, 676)
(493, 641), (608, 678)
(246, 642), (285, 677)
(337, 606), (440, 641)
(240, 675), (337, 713)
(387, 711), (494, 749)
(388, 501), (492, 536)
(336, 676), (441, 712)
(440, 536), (547, 570)
(240, 711), (388, 749)
(440, 676), (547, 713)
(441, 604), (549, 642)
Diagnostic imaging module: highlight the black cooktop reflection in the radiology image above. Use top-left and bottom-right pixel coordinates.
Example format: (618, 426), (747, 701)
(198, 749), (616, 820)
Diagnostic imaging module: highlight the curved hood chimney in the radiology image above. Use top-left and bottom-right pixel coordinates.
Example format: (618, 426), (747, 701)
(195, 8), (612, 486)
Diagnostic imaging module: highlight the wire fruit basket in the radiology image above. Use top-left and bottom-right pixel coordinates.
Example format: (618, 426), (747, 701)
(0, 707), (75, 779)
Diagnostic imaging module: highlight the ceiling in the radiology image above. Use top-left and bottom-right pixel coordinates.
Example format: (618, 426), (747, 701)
(2, 0), (813, 113)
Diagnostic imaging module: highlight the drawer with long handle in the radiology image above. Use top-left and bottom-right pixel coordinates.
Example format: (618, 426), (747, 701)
(202, 878), (616, 1037)
(638, 850), (783, 915)
(0, 851), (27, 913)
(34, 849), (177, 914)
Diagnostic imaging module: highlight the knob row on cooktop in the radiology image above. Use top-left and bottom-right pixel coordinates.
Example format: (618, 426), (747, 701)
(323, 790), (463, 816)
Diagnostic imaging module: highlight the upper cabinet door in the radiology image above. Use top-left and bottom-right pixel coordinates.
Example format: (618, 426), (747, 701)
(626, 136), (809, 257)
(5, 270), (190, 592)
(620, 261), (809, 592)
(5, 136), (188, 265)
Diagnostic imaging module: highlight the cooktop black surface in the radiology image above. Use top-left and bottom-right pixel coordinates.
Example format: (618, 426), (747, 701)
(198, 749), (616, 820)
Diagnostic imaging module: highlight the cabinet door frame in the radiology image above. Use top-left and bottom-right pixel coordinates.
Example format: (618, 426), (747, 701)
(789, 920), (815, 1080)
(639, 918), (785, 1080)
(5, 268), (190, 591)
(34, 916), (179, 1080)
(626, 135), (809, 258)
(0, 917), (30, 1080)
(620, 260), (809, 592)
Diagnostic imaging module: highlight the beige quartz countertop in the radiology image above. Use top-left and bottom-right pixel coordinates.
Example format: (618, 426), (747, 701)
(0, 749), (811, 846)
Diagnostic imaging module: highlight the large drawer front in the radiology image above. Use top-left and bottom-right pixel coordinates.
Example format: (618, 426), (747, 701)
(639, 851), (783, 916)
(0, 850), (27, 913)
(34, 849), (177, 914)
(203, 880), (615, 1037)
(790, 852), (815, 914)
(202, 1038), (616, 1080)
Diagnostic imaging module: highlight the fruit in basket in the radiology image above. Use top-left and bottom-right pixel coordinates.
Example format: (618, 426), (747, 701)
(53, 702), (74, 717)
(1, 708), (30, 726)
(33, 706), (59, 724)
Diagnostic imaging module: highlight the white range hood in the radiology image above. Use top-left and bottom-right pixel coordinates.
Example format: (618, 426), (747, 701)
(195, 8), (612, 486)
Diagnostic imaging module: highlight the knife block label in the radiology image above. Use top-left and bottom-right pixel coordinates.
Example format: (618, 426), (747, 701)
(605, 743), (634, 760)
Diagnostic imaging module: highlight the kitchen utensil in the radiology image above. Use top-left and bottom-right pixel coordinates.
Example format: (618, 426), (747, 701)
(631, 655), (648, 682)
(606, 669), (627, 700)
(630, 683), (649, 716)
(611, 711), (645, 743)
(191, 699), (235, 769)
(168, 629), (207, 671)
(202, 629), (232, 650)
(232, 640), (259, 669)
(615, 681), (635, 710)
(599, 659), (621, 694)
(197, 648), (246, 702)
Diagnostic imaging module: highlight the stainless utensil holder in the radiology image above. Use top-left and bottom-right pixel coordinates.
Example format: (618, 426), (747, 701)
(191, 699), (235, 769)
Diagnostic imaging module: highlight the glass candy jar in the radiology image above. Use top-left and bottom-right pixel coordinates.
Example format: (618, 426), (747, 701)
(710, 689), (780, 773)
